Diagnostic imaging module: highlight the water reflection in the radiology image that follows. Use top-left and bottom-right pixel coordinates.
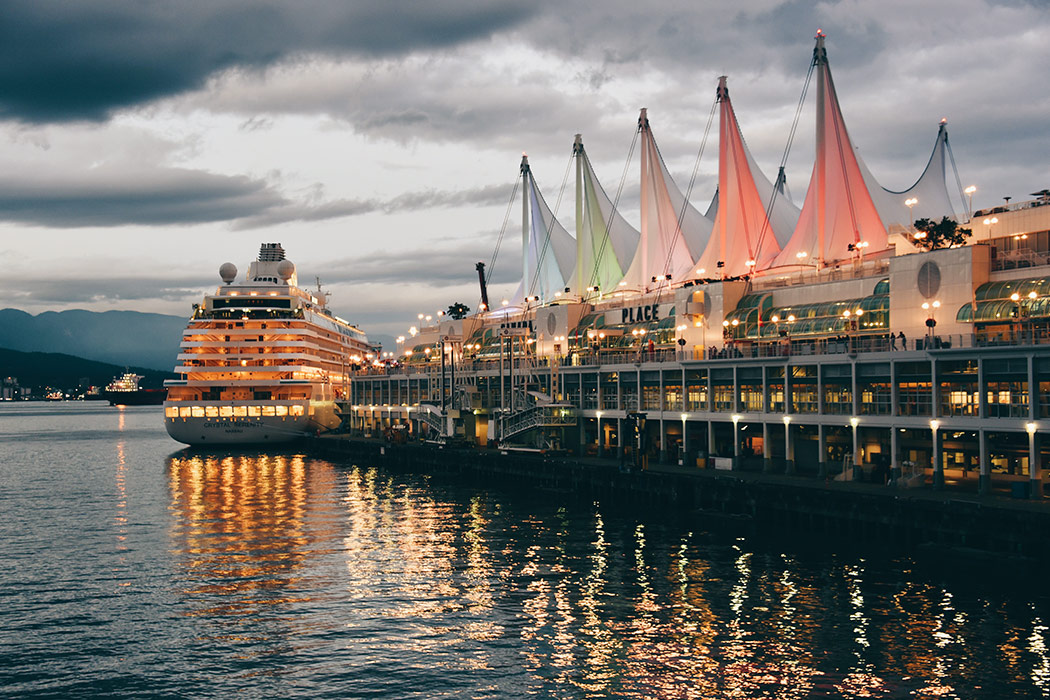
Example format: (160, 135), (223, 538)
(167, 452), (325, 616)
(159, 452), (1050, 699)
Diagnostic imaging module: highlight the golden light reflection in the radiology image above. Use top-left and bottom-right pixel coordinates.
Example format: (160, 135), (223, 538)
(167, 452), (331, 618)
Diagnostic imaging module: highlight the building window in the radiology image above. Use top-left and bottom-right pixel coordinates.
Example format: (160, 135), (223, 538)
(986, 380), (1029, 418)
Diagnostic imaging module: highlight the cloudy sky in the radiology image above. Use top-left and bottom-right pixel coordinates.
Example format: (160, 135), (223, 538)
(0, 0), (1047, 344)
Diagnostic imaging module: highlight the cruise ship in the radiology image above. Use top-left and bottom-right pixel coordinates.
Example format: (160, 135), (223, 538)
(164, 243), (374, 445)
(344, 32), (1050, 499)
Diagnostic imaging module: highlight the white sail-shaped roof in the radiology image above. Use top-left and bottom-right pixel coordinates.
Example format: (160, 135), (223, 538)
(627, 109), (713, 287)
(773, 32), (888, 269)
(862, 119), (960, 228)
(519, 155), (575, 303)
(695, 76), (796, 278)
(573, 135), (640, 294)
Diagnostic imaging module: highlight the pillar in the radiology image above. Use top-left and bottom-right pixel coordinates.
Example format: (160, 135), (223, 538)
(762, 422), (773, 473)
(617, 417), (625, 459)
(817, 423), (827, 479)
(1029, 427), (1042, 499)
(890, 426), (901, 485)
(785, 421), (795, 474)
(978, 429), (990, 495)
(932, 424), (944, 491)
(682, 418), (689, 466)
(659, 417), (667, 463)
(597, 415), (604, 458)
(708, 421), (717, 458)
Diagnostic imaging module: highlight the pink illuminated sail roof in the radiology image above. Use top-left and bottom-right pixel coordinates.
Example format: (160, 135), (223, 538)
(773, 32), (888, 268)
(694, 77), (797, 278)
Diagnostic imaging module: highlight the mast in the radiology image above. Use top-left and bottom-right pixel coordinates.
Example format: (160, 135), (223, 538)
(573, 134), (584, 297)
(638, 109), (650, 289)
(716, 77), (729, 278)
(814, 30), (828, 268)
(521, 154), (530, 299)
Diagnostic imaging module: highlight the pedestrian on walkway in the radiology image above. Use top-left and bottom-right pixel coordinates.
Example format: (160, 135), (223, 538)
(898, 331), (906, 350)
(890, 333), (897, 350)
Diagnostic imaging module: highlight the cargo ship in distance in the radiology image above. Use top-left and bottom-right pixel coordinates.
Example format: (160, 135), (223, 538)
(163, 243), (374, 445)
(103, 372), (166, 406)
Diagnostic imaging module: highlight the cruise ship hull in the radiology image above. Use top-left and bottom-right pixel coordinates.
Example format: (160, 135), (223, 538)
(164, 400), (339, 445)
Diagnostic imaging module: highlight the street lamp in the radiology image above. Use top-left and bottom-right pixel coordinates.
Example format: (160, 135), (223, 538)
(964, 185), (976, 220)
(596, 411), (603, 457)
(905, 197), (918, 227)
(850, 417), (861, 480)
(681, 413), (688, 464)
(983, 216), (998, 242)
(1027, 421), (1041, 499)
(930, 419), (943, 490)
(921, 300), (940, 345)
(731, 414), (742, 467)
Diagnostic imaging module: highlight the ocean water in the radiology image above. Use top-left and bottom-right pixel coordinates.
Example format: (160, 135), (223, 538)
(2, 403), (1049, 699)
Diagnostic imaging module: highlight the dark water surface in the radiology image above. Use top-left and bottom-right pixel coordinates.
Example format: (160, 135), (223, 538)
(2, 403), (1050, 698)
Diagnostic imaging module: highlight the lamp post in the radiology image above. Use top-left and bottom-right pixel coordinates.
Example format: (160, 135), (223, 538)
(930, 419), (943, 490)
(983, 216), (998, 242)
(921, 300), (940, 347)
(596, 410), (603, 458)
(783, 415), (794, 474)
(905, 197), (918, 228)
(964, 185), (976, 221)
(1027, 421), (1041, 499)
(681, 413), (688, 465)
(731, 414), (742, 468)
(849, 417), (861, 480)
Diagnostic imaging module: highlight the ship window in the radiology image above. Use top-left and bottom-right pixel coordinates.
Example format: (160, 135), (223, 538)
(291, 405), (305, 416)
(203, 406), (217, 418)
(276, 405), (289, 416)
(165, 407), (178, 417)
(233, 405), (247, 417)
(180, 407), (191, 418)
(262, 405), (276, 416)
(219, 406), (233, 417)
(248, 406), (261, 417)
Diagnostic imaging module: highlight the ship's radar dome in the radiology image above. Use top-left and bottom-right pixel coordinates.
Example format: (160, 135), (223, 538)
(219, 263), (237, 284)
(277, 259), (295, 281)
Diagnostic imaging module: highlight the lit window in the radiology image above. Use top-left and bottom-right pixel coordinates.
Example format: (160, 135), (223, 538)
(248, 406), (261, 417)
(233, 406), (247, 417)
(165, 407), (178, 418)
(290, 405), (305, 416)
(179, 406), (191, 418)
(276, 405), (289, 416)
(204, 406), (217, 418)
(262, 406), (276, 416)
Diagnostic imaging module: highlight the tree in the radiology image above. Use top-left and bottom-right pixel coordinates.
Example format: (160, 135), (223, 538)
(912, 216), (972, 251)
(446, 302), (470, 320)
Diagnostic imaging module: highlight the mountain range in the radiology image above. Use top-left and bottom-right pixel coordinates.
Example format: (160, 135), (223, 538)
(0, 347), (173, 392)
(0, 308), (187, 371)
(0, 308), (394, 373)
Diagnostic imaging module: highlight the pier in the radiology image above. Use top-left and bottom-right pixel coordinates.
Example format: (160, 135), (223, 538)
(312, 434), (1050, 565)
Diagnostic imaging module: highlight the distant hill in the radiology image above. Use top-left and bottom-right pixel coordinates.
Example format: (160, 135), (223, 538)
(0, 347), (174, 392)
(0, 308), (187, 371)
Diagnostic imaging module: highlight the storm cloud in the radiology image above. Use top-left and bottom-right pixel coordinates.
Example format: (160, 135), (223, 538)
(0, 1), (539, 122)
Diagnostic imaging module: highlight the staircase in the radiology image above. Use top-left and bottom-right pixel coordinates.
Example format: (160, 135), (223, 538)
(499, 403), (575, 442)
